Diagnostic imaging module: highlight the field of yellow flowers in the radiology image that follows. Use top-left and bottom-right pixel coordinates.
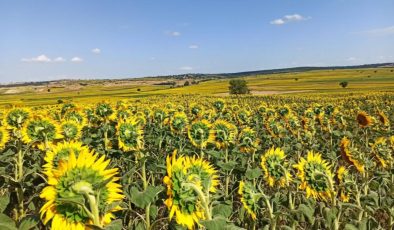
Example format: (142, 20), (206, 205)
(0, 92), (393, 230)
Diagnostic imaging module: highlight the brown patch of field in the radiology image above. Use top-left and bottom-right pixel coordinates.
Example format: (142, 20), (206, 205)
(216, 90), (310, 96)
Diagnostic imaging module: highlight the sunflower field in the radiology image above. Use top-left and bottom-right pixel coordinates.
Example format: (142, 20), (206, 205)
(0, 92), (393, 230)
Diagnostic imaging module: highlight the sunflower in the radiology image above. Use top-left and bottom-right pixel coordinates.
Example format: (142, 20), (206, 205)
(188, 120), (215, 150)
(40, 148), (123, 229)
(211, 120), (237, 149)
(371, 137), (392, 168)
(22, 117), (61, 149)
(340, 137), (365, 173)
(238, 127), (259, 154)
(336, 166), (352, 202)
(0, 126), (10, 150)
(236, 109), (251, 125)
(293, 151), (334, 201)
(190, 104), (204, 119)
(6, 108), (30, 129)
(356, 111), (372, 128)
(117, 119), (144, 152)
(95, 102), (114, 120)
(164, 150), (219, 229)
(261, 147), (292, 187)
(238, 181), (261, 220)
(43, 141), (91, 178)
(377, 111), (389, 126)
(170, 112), (189, 134)
(212, 99), (226, 113)
(59, 120), (83, 141)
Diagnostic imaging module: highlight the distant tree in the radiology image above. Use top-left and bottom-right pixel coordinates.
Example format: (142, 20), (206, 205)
(229, 79), (250, 95)
(47, 88), (51, 92)
(57, 99), (64, 104)
(184, 81), (190, 86)
(295, 78), (298, 81)
(339, 81), (348, 88)
(137, 88), (141, 91)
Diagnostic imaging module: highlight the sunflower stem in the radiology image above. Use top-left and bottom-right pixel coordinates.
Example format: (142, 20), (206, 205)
(141, 155), (151, 230)
(86, 193), (102, 228)
(15, 139), (25, 221)
(182, 183), (212, 220)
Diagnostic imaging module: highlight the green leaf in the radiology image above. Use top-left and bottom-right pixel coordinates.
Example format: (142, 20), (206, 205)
(218, 161), (238, 171)
(245, 168), (262, 180)
(344, 224), (359, 230)
(103, 219), (123, 230)
(200, 217), (227, 230)
(298, 204), (315, 225)
(129, 186), (164, 209)
(212, 204), (232, 219)
(0, 214), (17, 230)
(18, 216), (39, 230)
(0, 194), (10, 212)
(149, 205), (159, 220)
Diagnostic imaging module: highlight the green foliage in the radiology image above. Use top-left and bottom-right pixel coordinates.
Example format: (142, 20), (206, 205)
(229, 79), (250, 95)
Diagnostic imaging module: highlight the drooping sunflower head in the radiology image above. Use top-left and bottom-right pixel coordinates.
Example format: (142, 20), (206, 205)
(163, 150), (218, 229)
(22, 117), (60, 149)
(6, 108), (30, 129)
(117, 119), (144, 152)
(170, 112), (189, 134)
(340, 137), (365, 173)
(0, 126), (10, 150)
(371, 137), (392, 168)
(236, 109), (251, 125)
(261, 147), (291, 187)
(336, 166), (353, 202)
(238, 127), (259, 154)
(377, 111), (389, 126)
(95, 102), (114, 120)
(40, 148), (123, 229)
(356, 111), (373, 128)
(59, 120), (82, 141)
(190, 104), (204, 118)
(238, 181), (261, 220)
(188, 120), (214, 149)
(293, 151), (334, 201)
(211, 119), (237, 149)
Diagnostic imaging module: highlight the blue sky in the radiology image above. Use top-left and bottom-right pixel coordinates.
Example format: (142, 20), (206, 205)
(1, 0), (394, 83)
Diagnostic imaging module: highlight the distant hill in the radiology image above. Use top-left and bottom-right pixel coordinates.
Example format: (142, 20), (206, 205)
(1, 62), (393, 88)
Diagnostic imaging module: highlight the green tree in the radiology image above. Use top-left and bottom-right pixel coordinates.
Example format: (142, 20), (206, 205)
(339, 81), (348, 88)
(229, 79), (250, 95)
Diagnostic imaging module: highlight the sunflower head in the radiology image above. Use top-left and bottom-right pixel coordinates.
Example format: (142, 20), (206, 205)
(188, 120), (214, 149)
(277, 106), (291, 117)
(293, 151), (334, 201)
(164, 150), (218, 229)
(236, 109), (251, 125)
(340, 137), (366, 173)
(238, 181), (261, 220)
(40, 148), (123, 229)
(371, 137), (392, 168)
(60, 120), (82, 141)
(336, 166), (354, 202)
(6, 108), (30, 129)
(117, 119), (144, 151)
(190, 104), (204, 118)
(238, 127), (259, 154)
(377, 111), (389, 126)
(211, 120), (237, 149)
(261, 147), (291, 187)
(22, 117), (60, 149)
(170, 112), (189, 134)
(356, 111), (373, 128)
(212, 99), (226, 112)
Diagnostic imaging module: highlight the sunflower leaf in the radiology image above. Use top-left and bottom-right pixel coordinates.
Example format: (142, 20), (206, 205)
(200, 216), (227, 230)
(129, 186), (164, 209)
(18, 215), (39, 230)
(245, 168), (262, 180)
(0, 194), (10, 212)
(0, 214), (17, 230)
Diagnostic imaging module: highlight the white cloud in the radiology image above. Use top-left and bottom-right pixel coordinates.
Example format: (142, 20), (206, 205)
(179, 66), (193, 71)
(189, 44), (199, 49)
(270, 14), (309, 25)
(53, 57), (66, 62)
(71, 57), (83, 62)
(21, 54), (51, 62)
(92, 48), (101, 54)
(360, 26), (394, 36)
(165, 31), (181, 36)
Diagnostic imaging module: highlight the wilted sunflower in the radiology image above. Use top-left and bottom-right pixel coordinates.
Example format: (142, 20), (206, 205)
(6, 108), (30, 129)
(211, 119), (237, 149)
(356, 111), (373, 128)
(0, 126), (10, 150)
(59, 120), (83, 141)
(340, 137), (365, 173)
(377, 111), (389, 126)
(188, 120), (215, 150)
(22, 117), (60, 149)
(164, 150), (219, 229)
(117, 119), (144, 151)
(371, 137), (392, 168)
(336, 166), (352, 202)
(170, 112), (189, 134)
(238, 181), (261, 220)
(238, 127), (260, 154)
(261, 147), (291, 187)
(293, 151), (334, 201)
(40, 149), (123, 229)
